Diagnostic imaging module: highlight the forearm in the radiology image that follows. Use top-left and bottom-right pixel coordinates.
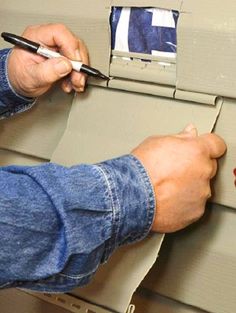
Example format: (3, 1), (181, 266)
(0, 155), (155, 292)
(0, 48), (35, 117)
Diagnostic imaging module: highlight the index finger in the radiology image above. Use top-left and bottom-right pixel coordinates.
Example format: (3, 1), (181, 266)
(23, 24), (89, 64)
(200, 133), (227, 158)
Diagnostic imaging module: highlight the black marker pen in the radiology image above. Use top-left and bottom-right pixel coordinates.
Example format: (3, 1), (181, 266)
(1, 32), (109, 80)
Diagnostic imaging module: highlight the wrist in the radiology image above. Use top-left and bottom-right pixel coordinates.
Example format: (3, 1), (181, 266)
(0, 48), (35, 117)
(7, 49), (34, 99)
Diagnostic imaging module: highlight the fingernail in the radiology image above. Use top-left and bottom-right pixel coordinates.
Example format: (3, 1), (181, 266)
(55, 59), (71, 76)
(184, 123), (196, 132)
(80, 75), (86, 87)
(64, 81), (73, 93)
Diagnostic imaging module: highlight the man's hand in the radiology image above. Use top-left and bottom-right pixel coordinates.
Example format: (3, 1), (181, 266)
(132, 124), (227, 233)
(7, 24), (89, 97)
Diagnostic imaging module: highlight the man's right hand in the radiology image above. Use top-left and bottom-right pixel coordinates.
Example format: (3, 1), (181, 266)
(132, 124), (227, 233)
(7, 24), (89, 98)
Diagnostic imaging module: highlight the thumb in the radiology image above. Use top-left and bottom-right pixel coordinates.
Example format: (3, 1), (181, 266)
(31, 57), (72, 86)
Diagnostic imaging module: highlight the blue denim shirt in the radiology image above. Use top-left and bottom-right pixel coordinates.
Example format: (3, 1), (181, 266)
(0, 48), (155, 292)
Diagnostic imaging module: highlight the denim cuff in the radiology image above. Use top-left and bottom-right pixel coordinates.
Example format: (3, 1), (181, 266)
(98, 154), (156, 262)
(0, 48), (35, 118)
(0, 156), (155, 291)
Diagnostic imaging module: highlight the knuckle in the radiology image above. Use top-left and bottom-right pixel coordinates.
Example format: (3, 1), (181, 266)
(200, 188), (211, 201)
(78, 38), (87, 50)
(79, 39), (88, 53)
(24, 25), (32, 33)
(147, 135), (156, 141)
(54, 23), (67, 31)
(204, 188), (212, 199)
(78, 37), (84, 45)
(195, 205), (206, 219)
(211, 160), (218, 178)
(143, 135), (155, 144)
(23, 25), (37, 35)
(203, 164), (213, 178)
(190, 209), (204, 224)
(25, 25), (35, 31)
(198, 207), (205, 219)
(70, 72), (82, 85)
(136, 136), (156, 150)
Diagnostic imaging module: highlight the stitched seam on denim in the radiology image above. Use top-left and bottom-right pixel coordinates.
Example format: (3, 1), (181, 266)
(1, 102), (34, 114)
(14, 100), (35, 113)
(27, 273), (91, 287)
(104, 163), (121, 255)
(95, 165), (117, 260)
(92, 164), (114, 211)
(18, 287), (75, 294)
(121, 155), (150, 244)
(130, 154), (156, 214)
(0, 50), (10, 95)
(0, 102), (35, 120)
(125, 155), (155, 243)
(19, 275), (90, 292)
(131, 155), (155, 226)
(95, 164), (120, 262)
(132, 155), (155, 231)
(59, 265), (98, 279)
(0, 49), (9, 60)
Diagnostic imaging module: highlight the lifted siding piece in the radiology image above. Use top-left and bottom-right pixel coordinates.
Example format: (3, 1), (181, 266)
(212, 98), (236, 209)
(52, 86), (222, 165)
(52, 85), (222, 312)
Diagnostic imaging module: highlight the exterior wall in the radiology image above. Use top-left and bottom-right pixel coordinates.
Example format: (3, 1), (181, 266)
(0, 1), (235, 312)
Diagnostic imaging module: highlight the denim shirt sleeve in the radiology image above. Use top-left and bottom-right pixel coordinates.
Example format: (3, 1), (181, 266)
(0, 155), (155, 292)
(0, 48), (35, 118)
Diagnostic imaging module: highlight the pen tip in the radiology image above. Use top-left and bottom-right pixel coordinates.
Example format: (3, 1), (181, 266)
(98, 73), (110, 80)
